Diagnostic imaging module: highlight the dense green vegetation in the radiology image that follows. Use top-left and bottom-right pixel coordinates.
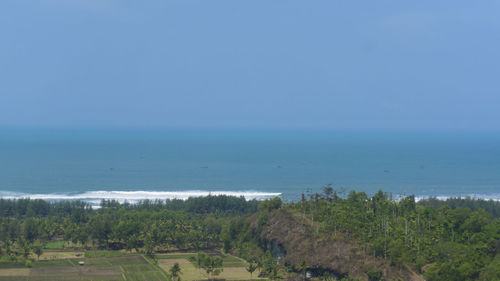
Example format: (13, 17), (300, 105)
(225, 189), (500, 281)
(0, 196), (257, 262)
(419, 197), (500, 218)
(189, 252), (224, 280)
(305, 190), (500, 280)
(0, 191), (500, 280)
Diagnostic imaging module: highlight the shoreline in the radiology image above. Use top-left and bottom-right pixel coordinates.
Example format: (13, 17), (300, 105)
(1, 189), (500, 208)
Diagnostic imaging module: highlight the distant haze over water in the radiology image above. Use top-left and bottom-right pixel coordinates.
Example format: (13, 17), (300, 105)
(1, 129), (500, 206)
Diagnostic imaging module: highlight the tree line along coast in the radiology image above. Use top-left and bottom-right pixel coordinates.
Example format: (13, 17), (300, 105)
(0, 189), (499, 281)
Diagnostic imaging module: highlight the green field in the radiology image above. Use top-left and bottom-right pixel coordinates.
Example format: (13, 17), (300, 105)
(43, 241), (65, 250)
(0, 254), (168, 281)
(0, 252), (264, 281)
(157, 253), (264, 281)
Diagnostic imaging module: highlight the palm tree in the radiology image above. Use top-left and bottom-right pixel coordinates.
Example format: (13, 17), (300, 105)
(169, 262), (182, 281)
(144, 235), (154, 257)
(33, 245), (43, 260)
(246, 262), (258, 280)
(322, 184), (333, 201)
(201, 255), (223, 281)
(189, 252), (206, 280)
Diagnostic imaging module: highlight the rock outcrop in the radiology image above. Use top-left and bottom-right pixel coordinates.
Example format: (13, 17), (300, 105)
(251, 209), (424, 281)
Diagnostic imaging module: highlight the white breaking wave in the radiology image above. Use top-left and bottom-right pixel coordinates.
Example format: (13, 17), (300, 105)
(414, 194), (500, 202)
(0, 190), (282, 204)
(2, 190), (499, 206)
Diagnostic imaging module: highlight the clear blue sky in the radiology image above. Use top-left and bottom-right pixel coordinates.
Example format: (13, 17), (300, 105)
(1, 0), (499, 130)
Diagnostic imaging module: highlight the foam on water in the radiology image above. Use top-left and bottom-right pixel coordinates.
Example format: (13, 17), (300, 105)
(0, 190), (282, 206)
(414, 194), (500, 202)
(2, 190), (500, 209)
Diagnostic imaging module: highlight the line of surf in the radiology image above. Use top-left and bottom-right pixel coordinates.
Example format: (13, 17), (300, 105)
(2, 190), (499, 203)
(0, 190), (282, 202)
(413, 194), (500, 202)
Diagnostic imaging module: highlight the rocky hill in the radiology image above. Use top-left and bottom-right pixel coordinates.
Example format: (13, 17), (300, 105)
(250, 209), (424, 281)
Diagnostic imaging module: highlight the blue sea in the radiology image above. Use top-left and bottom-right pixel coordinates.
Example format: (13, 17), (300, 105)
(1, 129), (500, 207)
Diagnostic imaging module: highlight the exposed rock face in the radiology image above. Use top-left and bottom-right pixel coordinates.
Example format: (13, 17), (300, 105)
(252, 209), (424, 281)
(266, 239), (286, 261)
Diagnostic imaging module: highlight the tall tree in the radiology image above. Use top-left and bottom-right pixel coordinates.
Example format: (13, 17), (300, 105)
(169, 262), (182, 281)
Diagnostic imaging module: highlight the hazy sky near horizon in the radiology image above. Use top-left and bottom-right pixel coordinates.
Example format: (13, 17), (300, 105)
(1, 0), (499, 130)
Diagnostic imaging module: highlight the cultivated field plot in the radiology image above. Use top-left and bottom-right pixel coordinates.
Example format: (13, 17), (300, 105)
(157, 253), (264, 281)
(30, 265), (122, 281)
(158, 258), (200, 281)
(37, 251), (84, 261)
(0, 268), (30, 281)
(0, 255), (168, 281)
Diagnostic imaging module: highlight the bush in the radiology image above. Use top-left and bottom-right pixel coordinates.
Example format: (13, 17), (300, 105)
(366, 269), (383, 281)
(258, 197), (282, 212)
